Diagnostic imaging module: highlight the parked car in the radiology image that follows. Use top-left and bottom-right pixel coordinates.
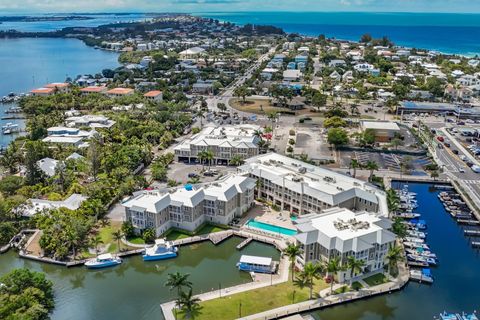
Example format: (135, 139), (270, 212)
(444, 142), (451, 148)
(436, 136), (444, 142)
(453, 150), (459, 155)
(188, 173), (199, 178)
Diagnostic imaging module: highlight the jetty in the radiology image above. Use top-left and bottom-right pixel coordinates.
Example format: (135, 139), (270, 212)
(464, 230), (480, 237)
(457, 219), (480, 226)
(471, 241), (480, 248)
(236, 237), (253, 250)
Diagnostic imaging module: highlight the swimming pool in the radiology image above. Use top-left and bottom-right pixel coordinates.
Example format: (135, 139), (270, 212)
(246, 219), (297, 236)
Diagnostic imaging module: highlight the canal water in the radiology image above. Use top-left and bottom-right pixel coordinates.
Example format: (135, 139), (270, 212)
(0, 237), (280, 320)
(0, 37), (119, 147)
(306, 182), (480, 319)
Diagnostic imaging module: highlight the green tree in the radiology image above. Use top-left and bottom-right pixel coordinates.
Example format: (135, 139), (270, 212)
(365, 160), (379, 182)
(346, 256), (365, 286)
(324, 116), (347, 128)
(361, 129), (376, 146)
(176, 289), (202, 320)
(349, 159), (361, 178)
(142, 228), (156, 243)
(234, 86), (249, 104)
(385, 245), (404, 276)
(326, 256), (343, 294)
(121, 221), (135, 238)
(112, 230), (124, 253)
(90, 234), (103, 257)
(311, 92), (327, 111)
(327, 128), (349, 147)
(0, 176), (24, 196)
(0, 268), (54, 320)
(283, 242), (303, 281)
(165, 272), (193, 296)
(229, 155), (245, 166)
(392, 217), (408, 238)
(298, 262), (323, 299)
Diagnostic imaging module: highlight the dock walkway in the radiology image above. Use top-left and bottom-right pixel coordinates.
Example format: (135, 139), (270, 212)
(236, 238), (253, 250)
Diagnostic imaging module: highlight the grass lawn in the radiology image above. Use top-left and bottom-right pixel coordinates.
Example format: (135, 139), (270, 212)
(333, 285), (351, 294)
(97, 221), (124, 253)
(127, 236), (145, 245)
(165, 224), (228, 241)
(363, 273), (388, 287)
(229, 98), (292, 115)
(180, 278), (328, 320)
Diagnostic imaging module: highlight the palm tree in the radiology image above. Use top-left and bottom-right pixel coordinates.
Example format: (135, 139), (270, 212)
(176, 289), (202, 319)
(386, 188), (400, 213)
(349, 159), (361, 178)
(229, 155), (244, 167)
(90, 234), (103, 256)
(385, 245), (404, 276)
(196, 109), (205, 128)
(326, 256), (343, 294)
(298, 262), (323, 299)
(197, 150), (207, 170)
(283, 243), (303, 281)
(165, 272), (193, 296)
(346, 256), (365, 286)
(204, 150), (214, 168)
(365, 160), (379, 182)
(430, 170), (439, 181)
(112, 230), (124, 253)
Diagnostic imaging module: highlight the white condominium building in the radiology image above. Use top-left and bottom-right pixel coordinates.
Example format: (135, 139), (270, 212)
(174, 124), (261, 164)
(294, 207), (396, 282)
(238, 153), (388, 216)
(123, 175), (256, 236)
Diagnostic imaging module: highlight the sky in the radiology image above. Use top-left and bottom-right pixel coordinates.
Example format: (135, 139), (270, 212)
(0, 0), (480, 13)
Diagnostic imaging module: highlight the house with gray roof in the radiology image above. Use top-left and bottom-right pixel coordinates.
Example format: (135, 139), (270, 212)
(123, 175), (255, 236)
(238, 153), (388, 217)
(293, 207), (396, 282)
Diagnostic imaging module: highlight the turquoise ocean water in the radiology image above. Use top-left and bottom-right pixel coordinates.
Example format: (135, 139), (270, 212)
(200, 12), (480, 56)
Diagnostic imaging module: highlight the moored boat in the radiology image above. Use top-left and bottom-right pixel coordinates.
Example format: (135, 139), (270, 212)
(409, 268), (434, 284)
(143, 239), (178, 261)
(85, 253), (122, 269)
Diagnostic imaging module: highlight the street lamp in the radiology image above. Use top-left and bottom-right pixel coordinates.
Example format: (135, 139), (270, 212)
(292, 290), (296, 304)
(239, 300), (242, 318)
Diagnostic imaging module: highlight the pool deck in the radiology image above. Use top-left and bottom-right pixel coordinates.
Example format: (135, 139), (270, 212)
(241, 203), (297, 231)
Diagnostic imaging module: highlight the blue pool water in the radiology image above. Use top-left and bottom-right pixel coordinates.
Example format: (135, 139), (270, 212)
(246, 219), (297, 236)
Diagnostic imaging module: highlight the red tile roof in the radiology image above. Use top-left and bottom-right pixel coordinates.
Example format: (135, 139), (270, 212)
(30, 88), (54, 94)
(80, 86), (107, 93)
(106, 88), (134, 95)
(144, 90), (162, 97)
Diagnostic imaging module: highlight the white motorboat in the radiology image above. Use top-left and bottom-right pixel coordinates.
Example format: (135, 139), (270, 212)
(404, 236), (425, 243)
(407, 254), (437, 265)
(406, 248), (437, 259)
(143, 238), (178, 261)
(407, 230), (426, 239)
(404, 242), (430, 250)
(85, 253), (122, 269)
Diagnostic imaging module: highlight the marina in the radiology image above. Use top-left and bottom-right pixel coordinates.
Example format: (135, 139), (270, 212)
(0, 237), (280, 320)
(306, 182), (480, 320)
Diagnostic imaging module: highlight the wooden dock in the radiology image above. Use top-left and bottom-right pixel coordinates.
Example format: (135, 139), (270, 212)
(457, 219), (480, 225)
(209, 231), (233, 245)
(236, 237), (253, 250)
(464, 230), (480, 237)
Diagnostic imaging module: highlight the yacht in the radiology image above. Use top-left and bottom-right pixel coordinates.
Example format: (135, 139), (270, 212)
(407, 230), (427, 239)
(406, 248), (437, 259)
(407, 254), (437, 265)
(85, 253), (122, 269)
(404, 242), (430, 250)
(404, 236), (425, 243)
(1, 123), (19, 135)
(143, 239), (178, 261)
